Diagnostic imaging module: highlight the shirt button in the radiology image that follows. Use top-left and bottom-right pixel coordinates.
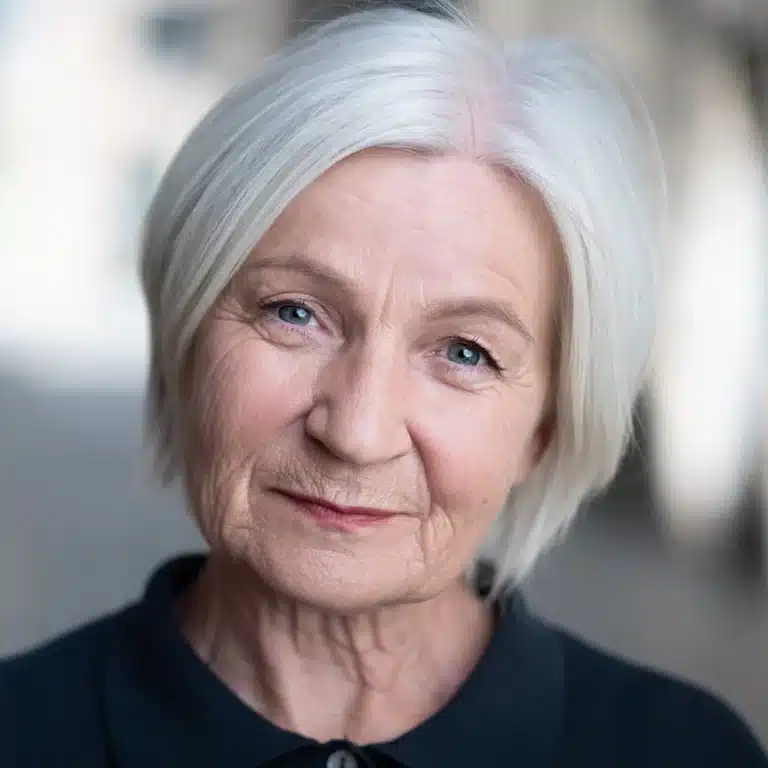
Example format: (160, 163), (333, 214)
(326, 748), (358, 768)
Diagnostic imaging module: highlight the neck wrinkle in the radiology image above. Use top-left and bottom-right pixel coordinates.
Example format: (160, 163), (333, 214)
(179, 552), (494, 744)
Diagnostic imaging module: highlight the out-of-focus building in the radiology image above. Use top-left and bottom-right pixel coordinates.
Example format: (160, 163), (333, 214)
(0, 0), (285, 389)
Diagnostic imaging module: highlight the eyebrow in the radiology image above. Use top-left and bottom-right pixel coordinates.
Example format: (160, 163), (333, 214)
(422, 299), (534, 343)
(242, 251), (359, 295)
(245, 251), (534, 342)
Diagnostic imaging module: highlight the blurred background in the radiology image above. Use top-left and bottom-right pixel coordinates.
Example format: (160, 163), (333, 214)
(0, 0), (766, 745)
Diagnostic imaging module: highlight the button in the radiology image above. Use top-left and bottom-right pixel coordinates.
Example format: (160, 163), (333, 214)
(326, 748), (358, 768)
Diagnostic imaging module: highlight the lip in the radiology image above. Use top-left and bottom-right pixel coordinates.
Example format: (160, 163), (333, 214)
(277, 491), (398, 531)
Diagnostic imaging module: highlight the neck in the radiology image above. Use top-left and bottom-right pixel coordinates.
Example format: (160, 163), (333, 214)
(179, 553), (493, 744)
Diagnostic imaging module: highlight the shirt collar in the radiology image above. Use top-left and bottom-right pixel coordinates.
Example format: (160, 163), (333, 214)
(101, 555), (563, 767)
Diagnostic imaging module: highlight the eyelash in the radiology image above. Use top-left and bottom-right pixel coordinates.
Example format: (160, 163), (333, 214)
(260, 299), (318, 328)
(260, 300), (506, 375)
(453, 336), (506, 374)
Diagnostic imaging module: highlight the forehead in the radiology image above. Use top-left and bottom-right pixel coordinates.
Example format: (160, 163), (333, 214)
(254, 149), (560, 323)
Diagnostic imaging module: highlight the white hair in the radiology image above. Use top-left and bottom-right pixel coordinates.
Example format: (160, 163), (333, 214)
(140, 3), (664, 592)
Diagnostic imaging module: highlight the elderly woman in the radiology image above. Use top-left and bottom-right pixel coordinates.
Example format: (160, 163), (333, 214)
(1, 4), (766, 767)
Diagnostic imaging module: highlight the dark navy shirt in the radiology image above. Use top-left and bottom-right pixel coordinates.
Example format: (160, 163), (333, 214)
(1, 555), (765, 766)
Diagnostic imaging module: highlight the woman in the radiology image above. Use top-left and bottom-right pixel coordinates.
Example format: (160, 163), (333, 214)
(1, 4), (765, 766)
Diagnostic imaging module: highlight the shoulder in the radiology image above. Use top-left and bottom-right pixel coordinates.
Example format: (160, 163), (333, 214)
(552, 622), (767, 766)
(0, 608), (128, 694)
(0, 608), (136, 766)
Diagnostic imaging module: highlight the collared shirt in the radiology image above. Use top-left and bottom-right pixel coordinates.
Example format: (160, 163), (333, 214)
(1, 554), (766, 767)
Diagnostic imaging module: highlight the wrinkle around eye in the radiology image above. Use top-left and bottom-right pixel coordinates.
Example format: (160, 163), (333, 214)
(429, 344), (534, 392)
(248, 297), (345, 352)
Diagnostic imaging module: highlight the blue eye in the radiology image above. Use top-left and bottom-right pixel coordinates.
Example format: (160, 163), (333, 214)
(275, 303), (314, 326)
(446, 340), (486, 367)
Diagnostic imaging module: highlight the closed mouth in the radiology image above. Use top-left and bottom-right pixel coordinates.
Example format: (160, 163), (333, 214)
(276, 490), (399, 529)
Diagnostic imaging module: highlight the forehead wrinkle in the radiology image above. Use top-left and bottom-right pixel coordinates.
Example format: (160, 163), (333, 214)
(247, 152), (554, 342)
(371, 257), (406, 332)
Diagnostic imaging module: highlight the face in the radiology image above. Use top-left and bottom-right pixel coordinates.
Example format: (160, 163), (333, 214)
(182, 149), (558, 612)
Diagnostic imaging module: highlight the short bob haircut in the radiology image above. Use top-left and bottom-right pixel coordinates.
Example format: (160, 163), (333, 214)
(140, 2), (664, 593)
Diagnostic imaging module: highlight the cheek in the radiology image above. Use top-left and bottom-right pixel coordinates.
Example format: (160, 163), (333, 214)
(419, 393), (545, 526)
(183, 332), (315, 527)
(190, 335), (311, 454)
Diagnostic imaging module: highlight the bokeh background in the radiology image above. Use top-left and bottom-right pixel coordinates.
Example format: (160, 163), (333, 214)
(1, 0), (766, 745)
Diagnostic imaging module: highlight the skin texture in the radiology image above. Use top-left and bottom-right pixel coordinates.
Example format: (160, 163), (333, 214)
(180, 149), (559, 743)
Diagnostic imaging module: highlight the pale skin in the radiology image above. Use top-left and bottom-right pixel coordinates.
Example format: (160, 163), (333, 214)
(179, 149), (559, 744)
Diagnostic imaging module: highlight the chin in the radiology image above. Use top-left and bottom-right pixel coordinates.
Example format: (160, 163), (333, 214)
(255, 553), (419, 614)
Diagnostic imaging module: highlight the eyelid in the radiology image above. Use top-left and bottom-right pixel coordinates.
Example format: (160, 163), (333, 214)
(261, 297), (319, 320)
(452, 336), (505, 372)
(259, 298), (323, 334)
(262, 297), (314, 313)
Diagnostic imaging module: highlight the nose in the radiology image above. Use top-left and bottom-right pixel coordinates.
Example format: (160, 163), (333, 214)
(304, 339), (412, 466)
